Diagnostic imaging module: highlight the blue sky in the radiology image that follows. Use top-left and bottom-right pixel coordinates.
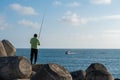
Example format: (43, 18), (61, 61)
(1, 0), (120, 48)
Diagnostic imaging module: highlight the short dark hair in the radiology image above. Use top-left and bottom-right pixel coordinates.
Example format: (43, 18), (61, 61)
(34, 34), (37, 37)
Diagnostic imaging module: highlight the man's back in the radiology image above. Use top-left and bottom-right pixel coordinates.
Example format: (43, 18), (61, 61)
(30, 37), (40, 49)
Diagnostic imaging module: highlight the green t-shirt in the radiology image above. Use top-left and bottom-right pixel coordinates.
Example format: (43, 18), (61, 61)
(30, 37), (40, 49)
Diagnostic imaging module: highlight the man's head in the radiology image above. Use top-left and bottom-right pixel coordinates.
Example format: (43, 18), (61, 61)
(34, 34), (38, 37)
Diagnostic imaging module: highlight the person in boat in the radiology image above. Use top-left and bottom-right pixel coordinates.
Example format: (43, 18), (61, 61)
(30, 34), (40, 64)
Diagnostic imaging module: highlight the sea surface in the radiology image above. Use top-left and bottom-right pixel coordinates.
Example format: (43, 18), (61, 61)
(16, 48), (120, 78)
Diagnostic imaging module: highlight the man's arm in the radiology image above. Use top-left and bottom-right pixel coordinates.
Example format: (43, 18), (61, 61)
(30, 38), (32, 44)
(38, 40), (40, 46)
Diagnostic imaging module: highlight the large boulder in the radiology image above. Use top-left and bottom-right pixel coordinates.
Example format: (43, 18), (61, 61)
(31, 64), (45, 78)
(0, 41), (7, 57)
(86, 63), (108, 73)
(86, 63), (114, 80)
(86, 70), (114, 80)
(32, 64), (44, 72)
(0, 56), (32, 80)
(70, 70), (86, 80)
(2, 39), (16, 56)
(31, 63), (72, 80)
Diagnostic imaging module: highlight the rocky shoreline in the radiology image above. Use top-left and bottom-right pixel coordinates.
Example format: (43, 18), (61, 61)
(0, 58), (118, 80)
(0, 40), (120, 80)
(31, 62), (114, 80)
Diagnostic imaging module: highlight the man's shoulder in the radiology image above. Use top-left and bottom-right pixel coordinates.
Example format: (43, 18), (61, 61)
(33, 38), (39, 41)
(30, 37), (34, 40)
(37, 38), (40, 41)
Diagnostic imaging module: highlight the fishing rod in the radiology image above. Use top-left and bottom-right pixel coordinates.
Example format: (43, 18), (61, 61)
(38, 9), (46, 39)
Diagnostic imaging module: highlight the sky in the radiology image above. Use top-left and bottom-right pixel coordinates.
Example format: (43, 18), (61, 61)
(1, 0), (120, 49)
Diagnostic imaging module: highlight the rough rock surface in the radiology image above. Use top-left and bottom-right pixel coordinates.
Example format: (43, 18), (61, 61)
(0, 41), (7, 57)
(2, 39), (16, 56)
(31, 63), (72, 80)
(0, 56), (32, 80)
(71, 70), (86, 80)
(86, 70), (114, 80)
(86, 63), (108, 73)
(86, 63), (114, 80)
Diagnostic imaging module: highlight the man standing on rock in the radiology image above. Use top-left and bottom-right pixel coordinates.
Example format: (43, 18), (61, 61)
(30, 34), (40, 64)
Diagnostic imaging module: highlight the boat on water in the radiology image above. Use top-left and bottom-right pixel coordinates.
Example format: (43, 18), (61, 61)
(65, 51), (71, 54)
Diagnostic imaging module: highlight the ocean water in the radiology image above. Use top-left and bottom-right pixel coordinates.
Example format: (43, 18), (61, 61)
(16, 49), (120, 78)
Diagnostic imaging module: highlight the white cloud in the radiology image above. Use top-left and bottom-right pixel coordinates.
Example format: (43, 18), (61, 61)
(88, 14), (120, 22)
(103, 30), (120, 38)
(61, 11), (88, 26)
(105, 30), (120, 34)
(18, 20), (40, 28)
(10, 3), (38, 15)
(91, 0), (112, 4)
(102, 15), (120, 20)
(60, 12), (120, 26)
(67, 2), (80, 7)
(0, 16), (8, 30)
(53, 1), (62, 6)
(53, 1), (80, 8)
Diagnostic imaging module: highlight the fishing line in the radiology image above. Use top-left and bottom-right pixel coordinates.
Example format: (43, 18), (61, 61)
(38, 9), (47, 39)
